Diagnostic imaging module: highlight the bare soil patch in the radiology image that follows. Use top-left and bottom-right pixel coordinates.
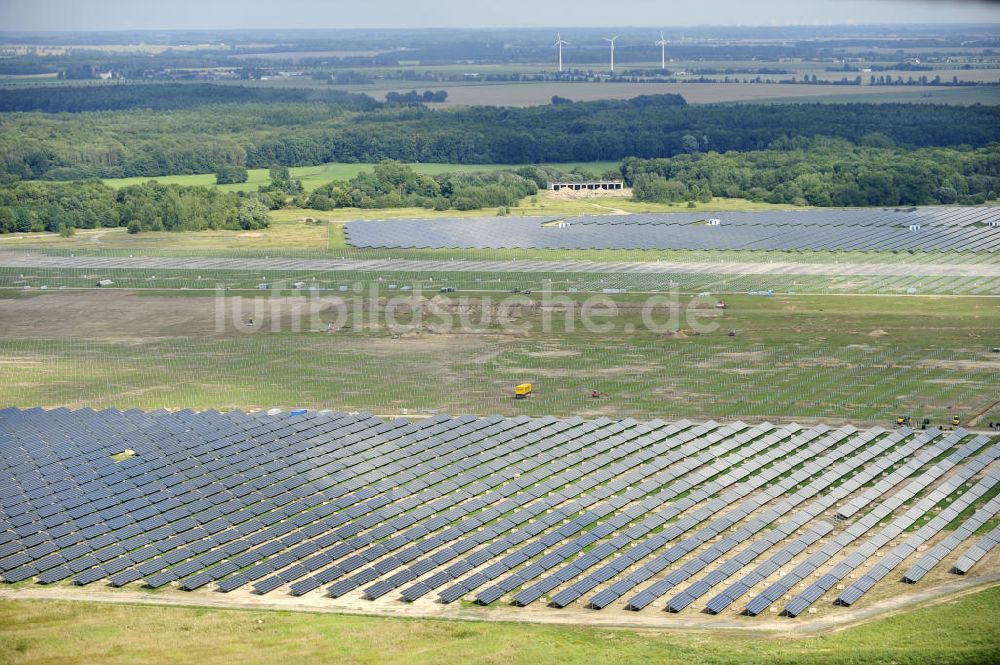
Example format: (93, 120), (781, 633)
(525, 350), (582, 358)
(918, 358), (998, 372)
(499, 365), (659, 378)
(0, 293), (223, 339)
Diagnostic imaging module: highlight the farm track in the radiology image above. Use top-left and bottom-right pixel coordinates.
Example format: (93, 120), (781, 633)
(1, 572), (998, 637)
(2, 252), (997, 278)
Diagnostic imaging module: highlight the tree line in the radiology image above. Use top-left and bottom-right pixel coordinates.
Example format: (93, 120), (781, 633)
(624, 141), (999, 207)
(384, 90), (448, 104)
(2, 90), (999, 181)
(0, 178), (271, 234)
(305, 162), (568, 211)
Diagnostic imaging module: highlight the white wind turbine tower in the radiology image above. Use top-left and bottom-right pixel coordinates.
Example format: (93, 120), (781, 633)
(656, 31), (669, 70)
(604, 35), (619, 72)
(554, 33), (569, 73)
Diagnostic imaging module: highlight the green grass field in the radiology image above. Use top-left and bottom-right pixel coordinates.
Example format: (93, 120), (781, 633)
(2, 587), (1000, 664)
(97, 161), (624, 193)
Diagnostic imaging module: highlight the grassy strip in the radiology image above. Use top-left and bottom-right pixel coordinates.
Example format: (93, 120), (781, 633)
(94, 161), (624, 193)
(1, 587), (999, 664)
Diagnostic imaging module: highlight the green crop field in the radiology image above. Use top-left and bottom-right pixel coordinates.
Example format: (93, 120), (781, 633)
(2, 587), (1000, 664)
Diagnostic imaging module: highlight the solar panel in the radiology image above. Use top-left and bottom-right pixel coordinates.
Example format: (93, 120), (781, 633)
(2, 408), (992, 624)
(344, 208), (1000, 253)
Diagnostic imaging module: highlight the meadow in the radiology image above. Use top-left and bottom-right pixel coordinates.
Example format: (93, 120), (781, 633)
(98, 161), (624, 193)
(1, 587), (999, 665)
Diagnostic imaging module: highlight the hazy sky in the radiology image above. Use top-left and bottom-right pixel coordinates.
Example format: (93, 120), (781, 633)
(1, 0), (998, 31)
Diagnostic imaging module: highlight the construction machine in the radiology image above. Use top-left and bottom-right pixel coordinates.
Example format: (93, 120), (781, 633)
(896, 415), (912, 427)
(514, 383), (533, 399)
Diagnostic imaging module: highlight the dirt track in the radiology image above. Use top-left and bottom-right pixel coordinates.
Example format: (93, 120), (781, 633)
(2, 251), (997, 278)
(1, 572), (996, 636)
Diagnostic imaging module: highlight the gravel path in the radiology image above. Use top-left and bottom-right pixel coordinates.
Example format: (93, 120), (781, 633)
(2, 252), (997, 278)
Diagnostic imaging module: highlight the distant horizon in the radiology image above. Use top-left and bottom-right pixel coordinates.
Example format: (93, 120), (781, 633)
(2, 22), (1000, 35)
(1, 0), (998, 33)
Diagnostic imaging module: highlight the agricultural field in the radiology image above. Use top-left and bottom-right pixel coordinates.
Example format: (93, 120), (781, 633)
(7, 73), (997, 107)
(17, 68), (998, 108)
(330, 80), (1000, 108)
(752, 86), (1000, 106)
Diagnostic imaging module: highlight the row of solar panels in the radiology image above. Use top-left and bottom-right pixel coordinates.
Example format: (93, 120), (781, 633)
(614, 427), (931, 612)
(5, 254), (997, 283)
(565, 207), (999, 229)
(4, 410), (580, 587)
(2, 408), (999, 619)
(766, 439), (999, 616)
(214, 418), (736, 598)
(648, 430), (963, 614)
(344, 209), (1000, 253)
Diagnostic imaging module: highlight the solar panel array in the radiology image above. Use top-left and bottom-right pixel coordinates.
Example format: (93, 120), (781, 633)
(345, 207), (1000, 252)
(2, 408), (998, 621)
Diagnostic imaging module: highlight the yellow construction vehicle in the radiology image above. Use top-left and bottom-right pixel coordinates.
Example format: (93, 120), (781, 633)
(951, 416), (961, 427)
(896, 415), (911, 427)
(514, 383), (533, 399)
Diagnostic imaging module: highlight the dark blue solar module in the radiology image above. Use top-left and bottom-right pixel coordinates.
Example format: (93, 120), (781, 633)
(1, 407), (997, 624)
(345, 207), (1000, 253)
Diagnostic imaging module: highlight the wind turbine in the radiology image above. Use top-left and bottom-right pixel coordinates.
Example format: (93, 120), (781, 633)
(656, 31), (669, 70)
(604, 35), (619, 72)
(554, 33), (569, 73)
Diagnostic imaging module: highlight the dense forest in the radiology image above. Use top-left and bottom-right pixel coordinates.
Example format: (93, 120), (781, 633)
(623, 142), (999, 207)
(0, 163), (596, 233)
(305, 162), (569, 211)
(2, 87), (999, 180)
(0, 179), (271, 234)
